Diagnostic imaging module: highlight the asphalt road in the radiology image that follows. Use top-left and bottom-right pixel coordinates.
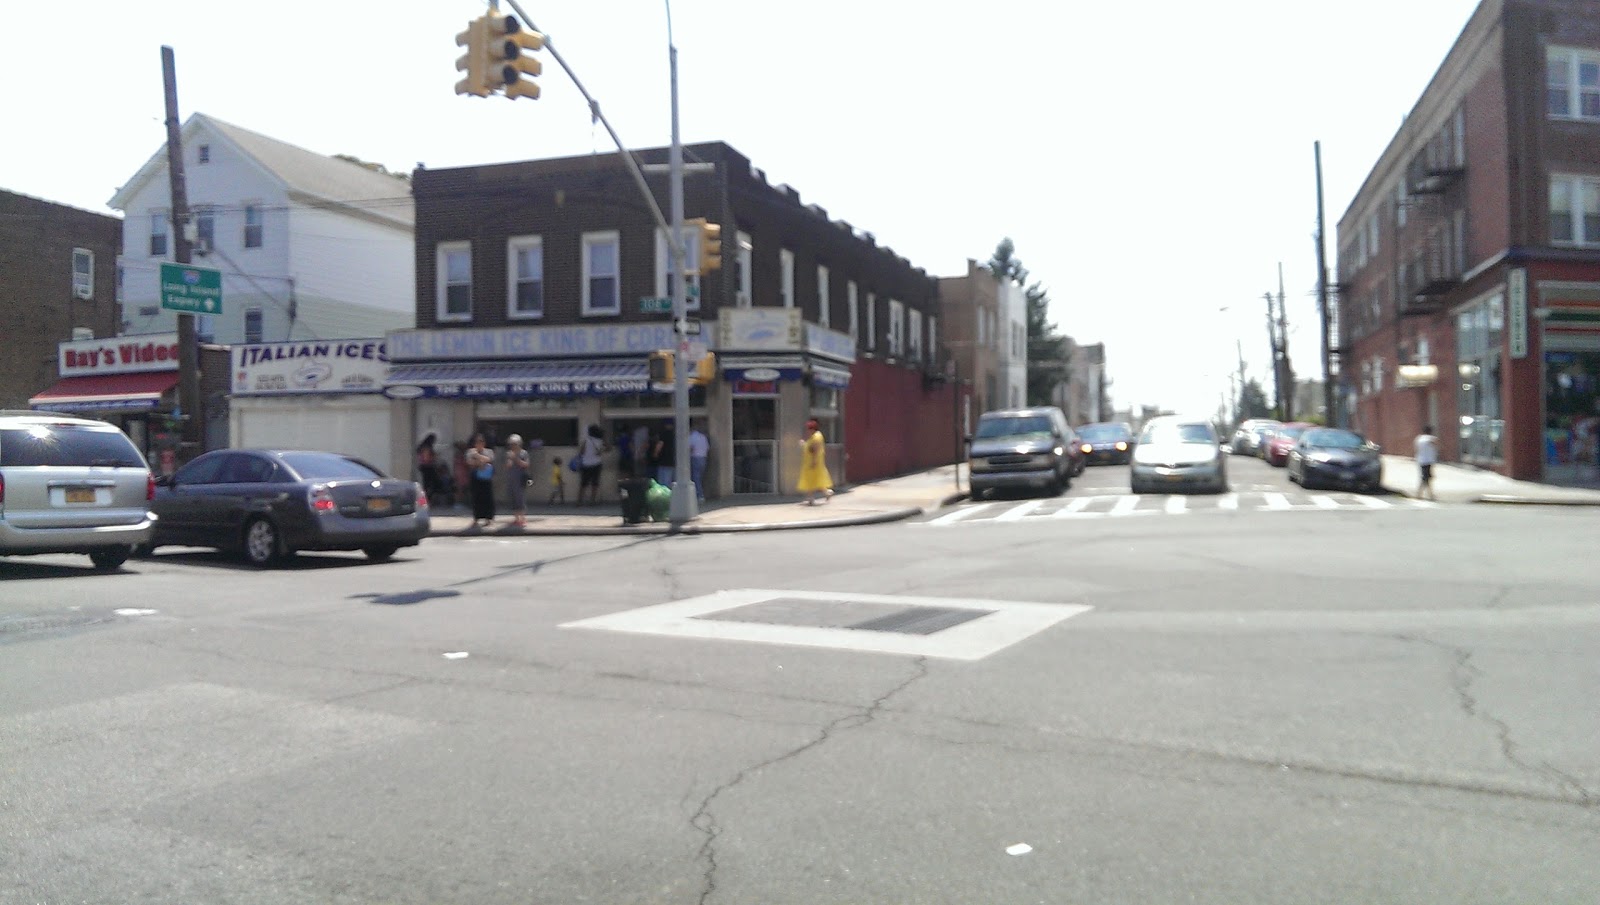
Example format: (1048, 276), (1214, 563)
(3, 455), (1597, 904)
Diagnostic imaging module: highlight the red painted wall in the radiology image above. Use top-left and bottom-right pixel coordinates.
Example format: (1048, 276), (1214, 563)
(844, 358), (968, 483)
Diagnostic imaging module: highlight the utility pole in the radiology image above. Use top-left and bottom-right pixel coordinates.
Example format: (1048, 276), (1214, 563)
(1277, 262), (1293, 421)
(665, 10), (696, 525)
(1314, 140), (1335, 426)
(161, 46), (201, 452)
(1265, 292), (1283, 420)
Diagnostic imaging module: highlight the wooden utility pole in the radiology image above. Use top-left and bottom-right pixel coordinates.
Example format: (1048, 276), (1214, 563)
(1265, 292), (1283, 420)
(1277, 262), (1293, 421)
(161, 46), (201, 450)
(1315, 140), (1335, 426)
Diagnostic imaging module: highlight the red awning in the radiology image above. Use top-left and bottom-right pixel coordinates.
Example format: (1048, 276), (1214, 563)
(29, 371), (180, 413)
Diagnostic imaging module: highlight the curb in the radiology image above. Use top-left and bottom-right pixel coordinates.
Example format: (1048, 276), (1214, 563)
(428, 506), (926, 538)
(1475, 494), (1600, 507)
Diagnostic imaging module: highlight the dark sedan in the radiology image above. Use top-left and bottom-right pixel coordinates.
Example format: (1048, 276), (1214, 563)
(1287, 428), (1384, 491)
(1075, 422), (1136, 465)
(147, 449), (430, 566)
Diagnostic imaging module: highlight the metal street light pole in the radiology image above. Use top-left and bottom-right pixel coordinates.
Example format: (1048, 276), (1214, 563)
(665, 2), (695, 525)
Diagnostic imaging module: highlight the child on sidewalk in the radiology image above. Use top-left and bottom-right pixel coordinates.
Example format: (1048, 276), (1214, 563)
(548, 456), (567, 504)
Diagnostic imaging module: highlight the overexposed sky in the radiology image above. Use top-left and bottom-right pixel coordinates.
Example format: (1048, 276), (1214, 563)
(2, 0), (1482, 416)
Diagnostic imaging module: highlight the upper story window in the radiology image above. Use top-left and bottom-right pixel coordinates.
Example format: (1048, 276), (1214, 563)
(779, 248), (795, 308)
(436, 241), (472, 321)
(888, 299), (904, 357)
(654, 228), (700, 310)
(582, 230), (620, 316)
(1396, 180), (1408, 227)
(150, 211), (168, 257)
(865, 292), (877, 350)
(71, 248), (93, 300)
(735, 231), (753, 308)
(816, 265), (830, 328)
(1548, 46), (1600, 120)
(1550, 173), (1600, 245)
(928, 315), (938, 364)
(846, 281), (859, 341)
(195, 206), (215, 250)
(197, 144), (211, 164)
(977, 307), (987, 345)
(245, 307), (264, 343)
(244, 205), (263, 248)
(508, 235), (544, 319)
(908, 308), (923, 361)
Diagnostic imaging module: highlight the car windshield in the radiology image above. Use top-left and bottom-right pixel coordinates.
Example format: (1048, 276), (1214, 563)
(1140, 423), (1215, 445)
(1303, 429), (1365, 449)
(975, 416), (1054, 440)
(279, 451), (384, 481)
(1278, 426), (1309, 441)
(1077, 424), (1130, 442)
(0, 425), (145, 468)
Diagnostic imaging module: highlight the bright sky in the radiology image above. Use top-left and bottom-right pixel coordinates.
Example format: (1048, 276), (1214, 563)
(3, 0), (1482, 417)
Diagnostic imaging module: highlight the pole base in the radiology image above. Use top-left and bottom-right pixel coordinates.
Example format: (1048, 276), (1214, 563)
(668, 480), (699, 524)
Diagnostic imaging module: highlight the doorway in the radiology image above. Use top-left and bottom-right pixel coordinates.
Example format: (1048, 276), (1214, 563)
(731, 397), (777, 494)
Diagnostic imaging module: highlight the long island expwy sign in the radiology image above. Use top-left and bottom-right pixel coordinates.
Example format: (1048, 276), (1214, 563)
(386, 324), (682, 362)
(159, 262), (223, 314)
(58, 333), (180, 376)
(232, 340), (388, 395)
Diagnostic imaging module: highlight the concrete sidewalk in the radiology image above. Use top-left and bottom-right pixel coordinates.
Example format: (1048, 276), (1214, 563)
(427, 464), (969, 536)
(1381, 455), (1600, 506)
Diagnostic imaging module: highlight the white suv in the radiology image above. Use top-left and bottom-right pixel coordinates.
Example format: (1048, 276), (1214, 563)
(0, 411), (157, 570)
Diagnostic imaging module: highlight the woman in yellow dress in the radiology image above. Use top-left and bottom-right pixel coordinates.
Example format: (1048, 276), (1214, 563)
(796, 418), (834, 505)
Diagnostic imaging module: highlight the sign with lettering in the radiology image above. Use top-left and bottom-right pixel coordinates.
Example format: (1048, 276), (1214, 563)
(160, 262), (223, 314)
(718, 308), (803, 352)
(805, 323), (857, 363)
(232, 340), (388, 395)
(1508, 268), (1528, 359)
(382, 376), (653, 400)
(387, 325), (682, 362)
(58, 333), (180, 376)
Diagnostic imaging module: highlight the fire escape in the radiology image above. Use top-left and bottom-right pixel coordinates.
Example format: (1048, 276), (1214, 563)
(1397, 119), (1468, 317)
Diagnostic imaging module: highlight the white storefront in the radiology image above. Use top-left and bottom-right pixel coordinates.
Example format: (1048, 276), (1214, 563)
(229, 339), (396, 474)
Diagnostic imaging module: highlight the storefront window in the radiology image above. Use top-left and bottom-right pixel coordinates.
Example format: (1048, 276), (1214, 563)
(731, 397), (777, 494)
(1457, 294), (1503, 461)
(1544, 349), (1600, 484)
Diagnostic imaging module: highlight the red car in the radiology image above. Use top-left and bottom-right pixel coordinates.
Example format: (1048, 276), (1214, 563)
(1263, 422), (1314, 467)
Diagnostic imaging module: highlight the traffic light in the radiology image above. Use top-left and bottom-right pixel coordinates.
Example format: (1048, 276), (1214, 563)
(690, 352), (717, 387)
(454, 16), (490, 97)
(485, 14), (545, 100)
(688, 218), (723, 273)
(647, 350), (673, 384)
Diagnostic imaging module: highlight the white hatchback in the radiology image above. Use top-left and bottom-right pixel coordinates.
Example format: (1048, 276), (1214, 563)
(0, 411), (156, 570)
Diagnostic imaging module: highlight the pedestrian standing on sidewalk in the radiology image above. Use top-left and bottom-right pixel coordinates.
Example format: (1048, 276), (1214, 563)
(577, 424), (607, 506)
(797, 418), (834, 505)
(504, 434), (530, 527)
(465, 433), (496, 527)
(1415, 424), (1439, 501)
(415, 433), (443, 500)
(688, 422), (709, 502)
(652, 422), (676, 487)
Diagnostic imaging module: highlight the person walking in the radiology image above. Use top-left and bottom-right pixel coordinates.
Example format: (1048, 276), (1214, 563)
(652, 422), (676, 487)
(688, 422), (710, 502)
(504, 434), (530, 527)
(1414, 423), (1439, 501)
(796, 418), (834, 505)
(415, 433), (443, 500)
(577, 424), (607, 506)
(465, 433), (496, 527)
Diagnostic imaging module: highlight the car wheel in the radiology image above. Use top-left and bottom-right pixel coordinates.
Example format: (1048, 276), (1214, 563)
(132, 543), (157, 559)
(242, 517), (283, 567)
(363, 545), (400, 562)
(89, 547), (130, 571)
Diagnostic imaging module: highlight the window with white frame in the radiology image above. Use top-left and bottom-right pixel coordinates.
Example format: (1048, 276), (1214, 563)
(928, 315), (938, 366)
(583, 231), (621, 315)
(908, 309), (923, 361)
(735, 231), (753, 307)
(195, 206), (215, 250)
(245, 306), (264, 343)
(1373, 356), (1385, 393)
(150, 212), (168, 257)
(846, 280), (859, 341)
(816, 265), (830, 327)
(244, 205), (263, 248)
(197, 144), (211, 164)
(507, 235), (544, 318)
(1360, 361), (1372, 396)
(865, 291), (877, 350)
(655, 228), (700, 310)
(779, 248), (794, 308)
(1548, 46), (1600, 120)
(888, 299), (904, 357)
(71, 248), (93, 300)
(1550, 174), (1600, 245)
(436, 241), (472, 321)
(1396, 180), (1408, 227)
(977, 308), (987, 345)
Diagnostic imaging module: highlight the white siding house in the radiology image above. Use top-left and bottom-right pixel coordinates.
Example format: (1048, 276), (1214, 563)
(109, 113), (414, 344)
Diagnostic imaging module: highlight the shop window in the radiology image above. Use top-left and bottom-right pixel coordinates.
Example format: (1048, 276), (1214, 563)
(480, 418), (577, 450)
(1457, 294), (1504, 461)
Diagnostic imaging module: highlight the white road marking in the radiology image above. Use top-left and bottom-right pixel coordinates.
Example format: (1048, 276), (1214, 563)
(995, 500), (1045, 521)
(1111, 495), (1141, 516)
(1217, 493), (1239, 511)
(1355, 495), (1393, 509)
(1262, 492), (1292, 511)
(1164, 495), (1187, 514)
(1311, 494), (1340, 509)
(1052, 497), (1094, 517)
(928, 503), (993, 525)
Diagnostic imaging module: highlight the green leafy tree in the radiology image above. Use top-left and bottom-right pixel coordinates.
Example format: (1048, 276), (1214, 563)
(1237, 378), (1272, 422)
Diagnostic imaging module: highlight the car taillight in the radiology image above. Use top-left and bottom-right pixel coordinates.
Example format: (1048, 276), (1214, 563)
(147, 473), (156, 502)
(0, 473), (5, 506)
(416, 488), (429, 509)
(310, 487), (336, 512)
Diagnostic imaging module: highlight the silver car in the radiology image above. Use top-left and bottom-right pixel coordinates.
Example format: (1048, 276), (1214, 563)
(1130, 416), (1228, 494)
(0, 411), (156, 570)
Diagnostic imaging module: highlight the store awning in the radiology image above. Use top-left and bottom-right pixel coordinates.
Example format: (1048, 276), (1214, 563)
(811, 364), (852, 389)
(29, 372), (179, 413)
(383, 359), (654, 399)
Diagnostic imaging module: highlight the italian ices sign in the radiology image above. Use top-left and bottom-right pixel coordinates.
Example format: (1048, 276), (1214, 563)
(160, 262), (223, 314)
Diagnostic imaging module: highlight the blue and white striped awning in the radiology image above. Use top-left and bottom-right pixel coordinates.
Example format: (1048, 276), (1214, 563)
(383, 359), (654, 399)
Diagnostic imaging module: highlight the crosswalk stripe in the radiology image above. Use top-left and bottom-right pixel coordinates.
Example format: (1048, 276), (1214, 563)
(1262, 492), (1292, 511)
(1110, 495), (1140, 516)
(1354, 495), (1393, 509)
(1311, 494), (1340, 509)
(1218, 493), (1239, 511)
(1164, 495), (1187, 514)
(928, 503), (993, 525)
(995, 500), (1044, 521)
(1053, 497), (1093, 517)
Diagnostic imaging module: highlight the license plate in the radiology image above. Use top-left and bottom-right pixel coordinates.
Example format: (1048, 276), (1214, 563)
(65, 488), (96, 504)
(1163, 473), (1183, 481)
(365, 498), (393, 514)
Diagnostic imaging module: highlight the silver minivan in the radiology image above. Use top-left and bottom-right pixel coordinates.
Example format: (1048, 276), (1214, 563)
(0, 411), (157, 570)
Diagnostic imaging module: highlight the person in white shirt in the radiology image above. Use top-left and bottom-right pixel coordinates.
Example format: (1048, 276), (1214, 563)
(1414, 424), (1439, 501)
(687, 424), (710, 502)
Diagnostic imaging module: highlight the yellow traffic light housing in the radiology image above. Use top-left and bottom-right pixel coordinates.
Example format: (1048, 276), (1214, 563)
(688, 218), (723, 274)
(690, 352), (717, 387)
(486, 15), (545, 100)
(647, 350), (674, 384)
(454, 16), (490, 97)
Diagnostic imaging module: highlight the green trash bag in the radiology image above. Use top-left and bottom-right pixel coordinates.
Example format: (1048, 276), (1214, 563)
(645, 479), (672, 521)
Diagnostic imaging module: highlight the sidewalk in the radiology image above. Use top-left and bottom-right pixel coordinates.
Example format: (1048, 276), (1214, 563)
(427, 464), (969, 536)
(1381, 455), (1600, 506)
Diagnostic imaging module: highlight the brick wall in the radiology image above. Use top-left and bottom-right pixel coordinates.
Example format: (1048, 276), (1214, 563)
(844, 357), (967, 482)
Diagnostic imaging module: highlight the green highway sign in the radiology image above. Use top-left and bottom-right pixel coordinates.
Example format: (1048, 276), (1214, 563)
(160, 262), (223, 314)
(639, 296), (673, 313)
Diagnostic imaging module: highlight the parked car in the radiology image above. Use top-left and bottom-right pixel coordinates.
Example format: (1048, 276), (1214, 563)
(1287, 428), (1384, 491)
(147, 449), (429, 566)
(1230, 419), (1281, 455)
(0, 411), (155, 570)
(1263, 422), (1314, 466)
(967, 407), (1078, 499)
(1130, 416), (1228, 494)
(1075, 421), (1137, 465)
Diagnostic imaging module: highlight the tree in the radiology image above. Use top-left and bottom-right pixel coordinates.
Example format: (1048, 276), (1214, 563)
(982, 238), (1073, 407)
(1237, 378), (1272, 423)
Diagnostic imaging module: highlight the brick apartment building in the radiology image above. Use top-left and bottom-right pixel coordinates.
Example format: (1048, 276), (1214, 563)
(0, 190), (122, 410)
(1338, 0), (1600, 483)
(386, 142), (966, 500)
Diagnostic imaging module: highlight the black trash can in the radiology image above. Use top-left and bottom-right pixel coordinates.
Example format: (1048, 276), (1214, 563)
(618, 478), (651, 525)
